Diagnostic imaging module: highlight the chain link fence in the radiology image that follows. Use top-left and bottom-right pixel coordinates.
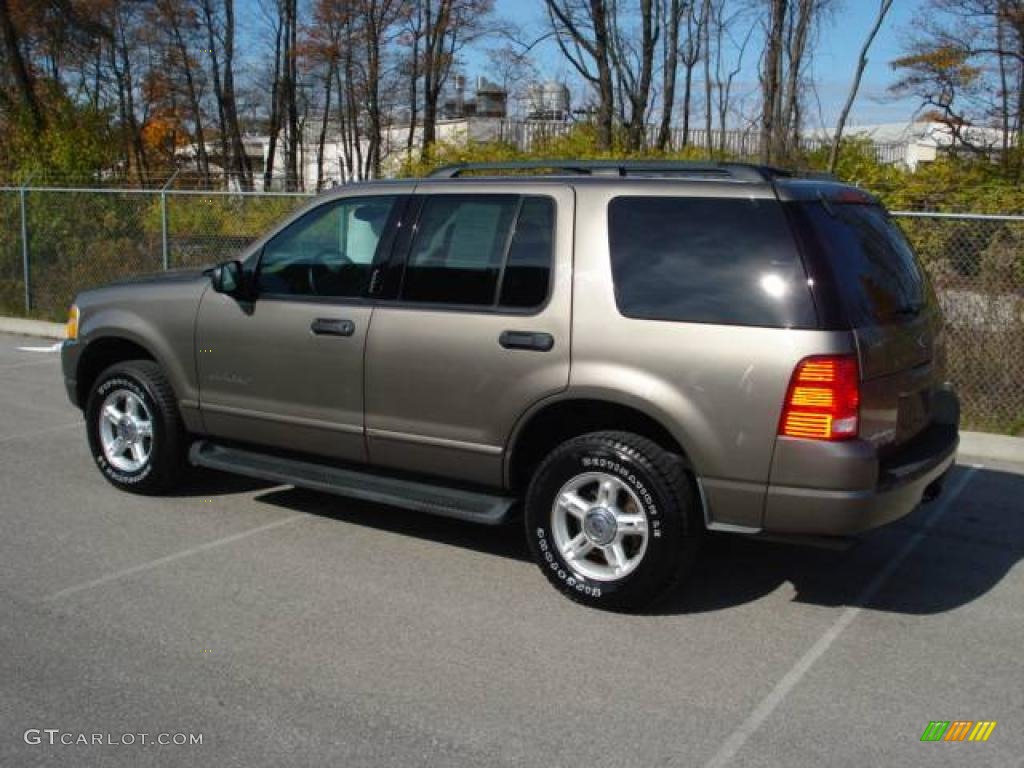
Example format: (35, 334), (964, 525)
(0, 187), (309, 322)
(0, 187), (1021, 434)
(891, 212), (1024, 435)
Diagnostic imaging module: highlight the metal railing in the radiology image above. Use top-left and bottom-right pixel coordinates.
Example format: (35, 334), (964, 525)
(0, 185), (1020, 433)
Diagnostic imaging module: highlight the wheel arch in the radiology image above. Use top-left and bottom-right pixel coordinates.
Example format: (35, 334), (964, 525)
(505, 395), (696, 494)
(75, 335), (157, 408)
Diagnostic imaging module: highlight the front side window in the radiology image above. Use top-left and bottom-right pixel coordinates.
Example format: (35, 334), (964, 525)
(258, 196), (398, 298)
(401, 195), (554, 309)
(608, 196), (817, 328)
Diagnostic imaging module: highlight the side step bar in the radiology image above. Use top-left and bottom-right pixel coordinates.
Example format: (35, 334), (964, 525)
(189, 441), (518, 526)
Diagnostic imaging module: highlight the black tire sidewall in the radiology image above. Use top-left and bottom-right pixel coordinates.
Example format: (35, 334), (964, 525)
(85, 365), (177, 491)
(525, 435), (688, 609)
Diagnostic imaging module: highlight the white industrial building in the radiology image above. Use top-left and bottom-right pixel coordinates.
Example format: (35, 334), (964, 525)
(814, 120), (1014, 170)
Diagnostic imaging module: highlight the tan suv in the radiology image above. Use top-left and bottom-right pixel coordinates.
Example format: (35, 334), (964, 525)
(60, 161), (959, 610)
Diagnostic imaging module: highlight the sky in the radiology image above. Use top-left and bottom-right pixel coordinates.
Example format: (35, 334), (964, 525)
(236, 0), (928, 130)
(466, 0), (928, 129)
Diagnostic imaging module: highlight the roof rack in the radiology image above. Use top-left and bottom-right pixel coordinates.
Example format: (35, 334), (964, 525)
(426, 160), (785, 182)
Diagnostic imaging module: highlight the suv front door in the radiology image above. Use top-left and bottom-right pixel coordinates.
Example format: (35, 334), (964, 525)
(196, 193), (406, 462)
(363, 184), (573, 487)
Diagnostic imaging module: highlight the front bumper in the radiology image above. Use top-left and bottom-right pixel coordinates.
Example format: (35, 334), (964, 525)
(60, 339), (82, 408)
(764, 419), (959, 536)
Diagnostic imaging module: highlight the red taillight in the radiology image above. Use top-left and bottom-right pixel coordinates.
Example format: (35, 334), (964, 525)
(778, 355), (860, 441)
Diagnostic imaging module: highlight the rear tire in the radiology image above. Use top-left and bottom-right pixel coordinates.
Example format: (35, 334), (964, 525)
(524, 430), (699, 611)
(85, 360), (186, 495)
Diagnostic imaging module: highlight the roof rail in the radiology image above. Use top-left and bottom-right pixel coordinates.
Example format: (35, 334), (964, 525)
(426, 160), (782, 183)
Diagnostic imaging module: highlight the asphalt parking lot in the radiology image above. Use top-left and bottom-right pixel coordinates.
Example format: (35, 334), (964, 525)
(0, 330), (1021, 767)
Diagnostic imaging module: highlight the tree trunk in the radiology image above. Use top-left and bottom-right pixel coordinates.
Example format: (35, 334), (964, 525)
(199, 0), (231, 184)
(781, 0), (812, 159)
(263, 18), (283, 190)
(316, 61), (334, 190)
(111, 8), (148, 183)
(421, 0), (441, 159)
(760, 0), (786, 164)
(166, 5), (209, 181)
(656, 0), (681, 151)
(284, 0), (300, 190)
(701, 0), (712, 153)
(0, 0), (44, 131)
(222, 0), (253, 189)
(632, 0), (657, 150)
(678, 2), (704, 148)
(592, 0), (615, 149)
(406, 2), (422, 154)
(681, 62), (694, 146)
(828, 0), (893, 172)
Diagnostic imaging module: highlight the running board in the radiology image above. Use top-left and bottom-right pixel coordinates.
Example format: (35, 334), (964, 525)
(189, 441), (517, 525)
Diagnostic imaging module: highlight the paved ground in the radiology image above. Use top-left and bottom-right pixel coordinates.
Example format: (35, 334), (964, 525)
(0, 331), (1021, 767)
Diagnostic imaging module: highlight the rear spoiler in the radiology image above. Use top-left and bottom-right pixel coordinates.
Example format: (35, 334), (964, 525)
(773, 179), (880, 206)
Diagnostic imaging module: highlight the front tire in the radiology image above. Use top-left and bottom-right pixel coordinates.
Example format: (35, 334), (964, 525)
(524, 431), (699, 611)
(85, 360), (186, 495)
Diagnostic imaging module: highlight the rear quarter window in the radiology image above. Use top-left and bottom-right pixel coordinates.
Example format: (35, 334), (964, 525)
(789, 201), (931, 327)
(608, 196), (817, 328)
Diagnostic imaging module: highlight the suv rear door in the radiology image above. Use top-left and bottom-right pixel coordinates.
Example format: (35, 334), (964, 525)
(788, 197), (945, 450)
(362, 183), (573, 488)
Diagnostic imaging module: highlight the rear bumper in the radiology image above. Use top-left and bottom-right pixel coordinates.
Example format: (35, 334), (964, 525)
(764, 420), (959, 536)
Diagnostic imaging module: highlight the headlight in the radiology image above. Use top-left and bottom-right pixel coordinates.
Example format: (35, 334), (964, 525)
(65, 304), (80, 340)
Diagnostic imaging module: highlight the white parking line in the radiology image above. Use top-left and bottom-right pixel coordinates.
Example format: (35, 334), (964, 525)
(44, 513), (306, 601)
(703, 466), (978, 768)
(15, 343), (62, 352)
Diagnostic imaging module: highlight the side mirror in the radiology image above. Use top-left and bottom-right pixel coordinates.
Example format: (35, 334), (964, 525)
(210, 260), (248, 298)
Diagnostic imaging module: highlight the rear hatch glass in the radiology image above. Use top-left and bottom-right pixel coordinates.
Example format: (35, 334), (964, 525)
(789, 201), (944, 447)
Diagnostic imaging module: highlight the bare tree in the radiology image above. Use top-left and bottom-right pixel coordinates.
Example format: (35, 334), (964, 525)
(828, 0), (893, 171)
(655, 0), (684, 150)
(701, 0), (712, 152)
(257, 0), (285, 188)
(358, 0), (404, 178)
(421, 0), (493, 158)
(678, 0), (709, 147)
(545, 0), (616, 149)
(220, 0), (253, 188)
(107, 2), (150, 180)
(778, 0), (816, 158)
(712, 3), (754, 152)
(156, 0), (210, 180)
(891, 0), (1023, 176)
(759, 0), (784, 162)
(0, 0), (44, 130)
(609, 0), (660, 150)
(308, 0), (340, 188)
(759, 0), (832, 163)
(403, 1), (424, 153)
(283, 0), (299, 189)
(485, 44), (539, 119)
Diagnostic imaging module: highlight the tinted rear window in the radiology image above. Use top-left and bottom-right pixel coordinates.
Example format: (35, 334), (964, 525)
(608, 197), (816, 328)
(399, 194), (554, 309)
(792, 202), (927, 327)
